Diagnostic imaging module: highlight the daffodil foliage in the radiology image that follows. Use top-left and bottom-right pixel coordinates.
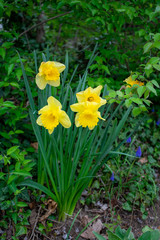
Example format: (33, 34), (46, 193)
(18, 48), (144, 221)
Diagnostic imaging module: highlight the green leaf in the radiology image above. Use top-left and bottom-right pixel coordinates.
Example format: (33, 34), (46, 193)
(154, 33), (160, 42)
(2, 42), (14, 48)
(131, 97), (142, 105)
(13, 171), (32, 177)
(8, 64), (15, 75)
(18, 179), (57, 200)
(153, 41), (160, 49)
(153, 64), (160, 71)
(15, 226), (27, 237)
(138, 230), (160, 240)
(132, 107), (142, 117)
(16, 202), (28, 207)
(93, 232), (106, 240)
(7, 146), (19, 155)
(116, 91), (123, 97)
(146, 82), (157, 95)
(10, 82), (20, 88)
(144, 90), (149, 99)
(107, 230), (121, 240)
(137, 86), (146, 97)
(0, 47), (5, 59)
(143, 42), (153, 53)
(151, 80), (159, 88)
(122, 202), (132, 211)
(148, 57), (159, 65)
(125, 99), (132, 108)
(109, 90), (116, 98)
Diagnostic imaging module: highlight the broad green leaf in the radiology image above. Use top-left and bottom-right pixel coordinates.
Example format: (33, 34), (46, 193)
(116, 90), (123, 97)
(143, 42), (153, 53)
(109, 90), (116, 98)
(16, 202), (28, 207)
(107, 230), (121, 240)
(10, 82), (20, 88)
(125, 99), (132, 108)
(93, 232), (106, 240)
(131, 97), (142, 105)
(143, 99), (151, 106)
(154, 33), (160, 42)
(153, 41), (160, 49)
(132, 107), (142, 117)
(146, 82), (157, 95)
(8, 64), (15, 75)
(148, 57), (159, 65)
(0, 47), (5, 59)
(15, 226), (27, 237)
(137, 86), (146, 97)
(151, 80), (159, 88)
(144, 90), (149, 99)
(7, 146), (19, 155)
(2, 42), (14, 48)
(153, 64), (160, 71)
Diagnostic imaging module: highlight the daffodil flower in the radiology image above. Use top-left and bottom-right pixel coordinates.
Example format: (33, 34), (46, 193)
(36, 61), (65, 90)
(124, 76), (144, 88)
(70, 102), (105, 130)
(37, 96), (71, 134)
(76, 86), (106, 106)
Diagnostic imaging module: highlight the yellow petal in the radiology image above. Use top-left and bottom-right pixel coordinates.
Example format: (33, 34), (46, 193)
(93, 85), (102, 96)
(76, 92), (85, 102)
(59, 110), (71, 128)
(47, 96), (62, 108)
(75, 113), (81, 127)
(54, 61), (66, 73)
(47, 78), (60, 87)
(70, 102), (85, 112)
(36, 74), (47, 90)
(36, 116), (43, 126)
(48, 128), (54, 134)
(100, 98), (106, 106)
(38, 105), (50, 114)
(88, 126), (95, 130)
(97, 111), (105, 121)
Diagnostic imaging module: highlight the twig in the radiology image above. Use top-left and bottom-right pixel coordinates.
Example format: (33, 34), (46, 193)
(34, 229), (52, 240)
(29, 206), (42, 240)
(13, 11), (72, 42)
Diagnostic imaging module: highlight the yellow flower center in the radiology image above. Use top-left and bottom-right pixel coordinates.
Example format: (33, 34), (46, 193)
(78, 110), (99, 128)
(40, 111), (59, 130)
(39, 62), (60, 81)
(87, 96), (94, 102)
(85, 93), (100, 103)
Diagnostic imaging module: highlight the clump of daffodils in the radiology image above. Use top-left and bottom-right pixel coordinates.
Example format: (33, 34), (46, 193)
(70, 86), (106, 130)
(36, 61), (106, 133)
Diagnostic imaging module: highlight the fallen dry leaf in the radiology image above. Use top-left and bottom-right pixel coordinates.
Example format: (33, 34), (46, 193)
(29, 209), (38, 228)
(31, 142), (38, 151)
(138, 157), (148, 164)
(40, 199), (57, 222)
(81, 219), (103, 239)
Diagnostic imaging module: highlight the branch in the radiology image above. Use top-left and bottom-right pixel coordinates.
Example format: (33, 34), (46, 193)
(13, 11), (72, 42)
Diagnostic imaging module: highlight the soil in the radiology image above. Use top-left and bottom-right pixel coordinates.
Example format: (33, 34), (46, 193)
(2, 191), (160, 240)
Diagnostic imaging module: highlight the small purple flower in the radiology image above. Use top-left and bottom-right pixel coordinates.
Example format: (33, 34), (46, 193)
(110, 172), (114, 181)
(151, 108), (155, 112)
(156, 119), (160, 126)
(136, 146), (142, 157)
(126, 137), (131, 143)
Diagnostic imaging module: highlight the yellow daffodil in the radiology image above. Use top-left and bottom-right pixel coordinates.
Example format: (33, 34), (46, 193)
(70, 102), (105, 130)
(36, 61), (65, 90)
(124, 76), (144, 88)
(76, 86), (106, 106)
(37, 96), (71, 134)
